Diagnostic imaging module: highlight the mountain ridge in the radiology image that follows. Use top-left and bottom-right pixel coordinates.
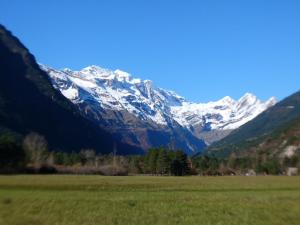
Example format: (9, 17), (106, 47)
(41, 64), (276, 153)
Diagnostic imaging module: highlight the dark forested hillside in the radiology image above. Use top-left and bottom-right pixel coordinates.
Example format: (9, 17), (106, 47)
(0, 24), (142, 154)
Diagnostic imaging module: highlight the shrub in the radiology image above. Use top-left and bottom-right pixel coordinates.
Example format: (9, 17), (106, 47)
(98, 165), (128, 176)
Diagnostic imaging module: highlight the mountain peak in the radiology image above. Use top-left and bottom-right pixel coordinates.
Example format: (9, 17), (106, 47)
(81, 65), (103, 72)
(62, 68), (73, 73)
(266, 96), (277, 107)
(217, 96), (236, 105)
(80, 65), (113, 78)
(240, 92), (257, 100)
(114, 69), (131, 80)
(237, 92), (259, 106)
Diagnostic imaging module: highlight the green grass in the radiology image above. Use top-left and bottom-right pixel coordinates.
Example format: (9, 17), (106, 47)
(0, 176), (300, 225)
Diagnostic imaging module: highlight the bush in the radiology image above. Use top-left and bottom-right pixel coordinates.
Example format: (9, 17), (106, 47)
(98, 165), (128, 176)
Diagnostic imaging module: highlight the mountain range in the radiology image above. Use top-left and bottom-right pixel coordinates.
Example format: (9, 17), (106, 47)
(41, 65), (276, 154)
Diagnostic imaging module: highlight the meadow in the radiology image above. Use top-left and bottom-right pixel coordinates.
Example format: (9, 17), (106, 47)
(0, 175), (300, 225)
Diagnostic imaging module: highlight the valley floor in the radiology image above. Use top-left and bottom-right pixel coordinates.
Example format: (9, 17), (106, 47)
(0, 175), (300, 225)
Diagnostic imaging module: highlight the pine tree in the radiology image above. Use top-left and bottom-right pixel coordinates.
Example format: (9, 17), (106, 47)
(156, 149), (170, 175)
(171, 150), (190, 176)
(146, 149), (159, 174)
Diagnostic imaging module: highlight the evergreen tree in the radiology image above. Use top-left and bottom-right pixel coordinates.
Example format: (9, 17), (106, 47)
(192, 156), (210, 173)
(171, 150), (190, 176)
(256, 159), (281, 175)
(145, 149), (159, 174)
(156, 149), (170, 175)
(171, 159), (182, 176)
(0, 133), (25, 172)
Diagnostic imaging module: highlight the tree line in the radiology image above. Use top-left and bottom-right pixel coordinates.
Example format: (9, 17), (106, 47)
(0, 132), (299, 175)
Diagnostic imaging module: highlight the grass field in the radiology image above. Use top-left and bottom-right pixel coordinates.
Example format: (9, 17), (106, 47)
(0, 176), (300, 225)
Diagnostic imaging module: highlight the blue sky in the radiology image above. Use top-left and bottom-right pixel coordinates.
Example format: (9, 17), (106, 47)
(1, 0), (300, 102)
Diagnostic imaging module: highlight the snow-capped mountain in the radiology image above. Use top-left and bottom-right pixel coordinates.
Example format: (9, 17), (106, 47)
(42, 65), (185, 125)
(172, 93), (276, 131)
(41, 64), (277, 153)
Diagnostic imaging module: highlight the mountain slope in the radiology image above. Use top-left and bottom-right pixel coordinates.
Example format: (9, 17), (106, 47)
(0, 24), (142, 154)
(206, 91), (300, 157)
(171, 93), (276, 144)
(41, 65), (276, 153)
(41, 65), (206, 154)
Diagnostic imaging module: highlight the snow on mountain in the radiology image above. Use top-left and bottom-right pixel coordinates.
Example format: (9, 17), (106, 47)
(42, 64), (185, 126)
(171, 93), (277, 131)
(41, 64), (277, 149)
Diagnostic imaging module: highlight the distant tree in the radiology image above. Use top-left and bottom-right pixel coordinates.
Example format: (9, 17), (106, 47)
(156, 149), (171, 175)
(192, 156), (210, 173)
(192, 155), (221, 175)
(170, 150), (190, 176)
(53, 151), (82, 166)
(228, 152), (237, 169)
(69, 152), (82, 165)
(207, 156), (219, 171)
(80, 149), (96, 166)
(218, 162), (228, 175)
(95, 154), (109, 167)
(23, 132), (48, 167)
(145, 149), (159, 174)
(171, 159), (182, 176)
(256, 158), (281, 175)
(46, 152), (55, 166)
(0, 133), (25, 173)
(53, 152), (65, 165)
(128, 156), (143, 174)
